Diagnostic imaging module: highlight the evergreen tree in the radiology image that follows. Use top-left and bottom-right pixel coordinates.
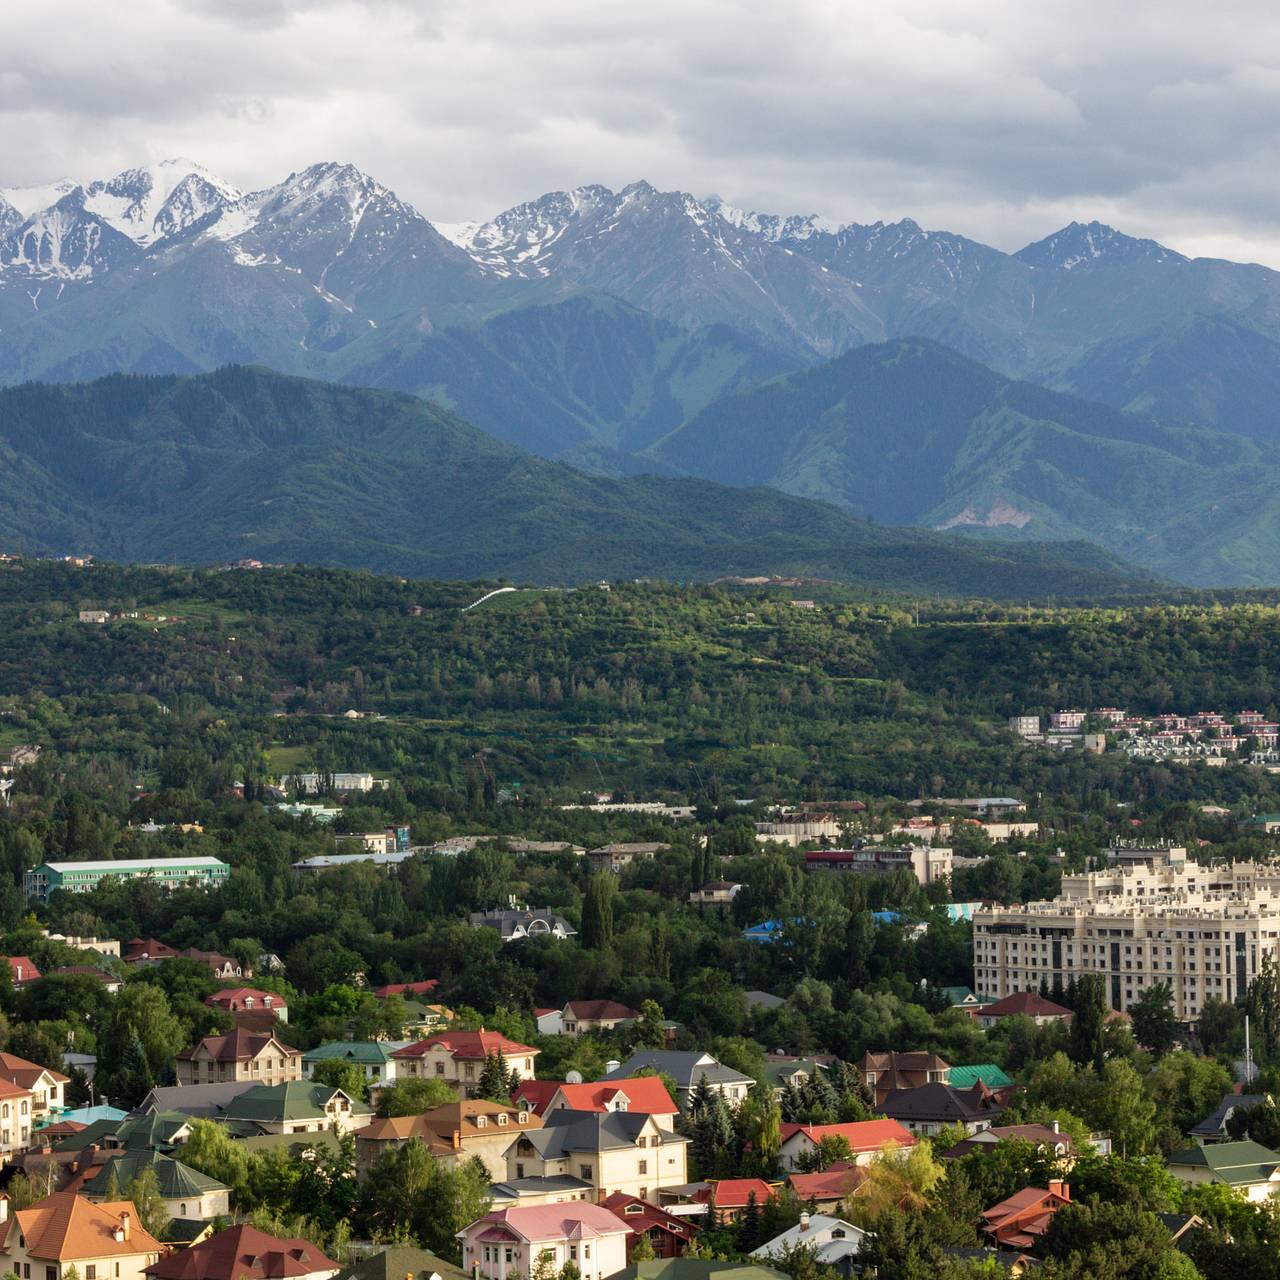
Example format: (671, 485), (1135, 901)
(1069, 974), (1108, 1073)
(581, 874), (616, 951)
(739, 1192), (761, 1251)
(477, 1050), (512, 1103)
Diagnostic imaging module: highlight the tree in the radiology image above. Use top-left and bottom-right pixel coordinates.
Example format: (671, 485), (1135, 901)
(376, 1077), (458, 1117)
(633, 1000), (667, 1050)
(738, 1192), (762, 1252)
(1130, 984), (1178, 1057)
(581, 874), (615, 951)
(310, 1058), (369, 1102)
(630, 1232), (656, 1262)
(846, 1141), (943, 1229)
(181, 1118), (252, 1203)
(125, 1168), (171, 1240)
(1249, 957), (1280, 1063)
(1069, 975), (1108, 1073)
(476, 1050), (513, 1103)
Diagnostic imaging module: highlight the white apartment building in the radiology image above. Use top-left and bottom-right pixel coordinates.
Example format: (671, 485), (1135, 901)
(973, 862), (1280, 1021)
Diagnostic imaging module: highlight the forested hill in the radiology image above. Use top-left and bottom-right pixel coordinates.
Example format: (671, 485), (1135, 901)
(0, 367), (1155, 598)
(651, 338), (1280, 586)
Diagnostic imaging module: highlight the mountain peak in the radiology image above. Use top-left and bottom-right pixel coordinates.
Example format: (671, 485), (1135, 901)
(1015, 219), (1186, 270)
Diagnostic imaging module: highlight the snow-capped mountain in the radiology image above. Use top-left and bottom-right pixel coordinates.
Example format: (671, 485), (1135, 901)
(4, 159), (1280, 445)
(1015, 220), (1187, 271)
(82, 158), (241, 245)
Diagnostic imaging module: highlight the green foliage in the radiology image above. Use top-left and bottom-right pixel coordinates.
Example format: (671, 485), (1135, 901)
(376, 1077), (458, 1117)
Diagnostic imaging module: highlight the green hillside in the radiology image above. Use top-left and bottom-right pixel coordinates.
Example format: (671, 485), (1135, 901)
(652, 338), (1280, 585)
(0, 366), (1154, 597)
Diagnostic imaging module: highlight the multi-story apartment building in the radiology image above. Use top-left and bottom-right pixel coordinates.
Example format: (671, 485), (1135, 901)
(804, 844), (952, 886)
(25, 857), (230, 901)
(973, 862), (1280, 1021)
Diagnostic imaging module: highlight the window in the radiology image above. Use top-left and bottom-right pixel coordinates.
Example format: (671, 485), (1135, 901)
(584, 1246), (591, 1260)
(476, 1115), (487, 1129)
(638, 1160), (648, 1175)
(498, 1113), (508, 1126)
(180, 1205), (187, 1217)
(504, 1250), (513, 1266)
(87, 1268), (97, 1279)
(516, 1163), (525, 1178)
(637, 1137), (647, 1149)
(580, 1165), (593, 1179)
(435, 1063), (445, 1076)
(569, 1248), (577, 1262)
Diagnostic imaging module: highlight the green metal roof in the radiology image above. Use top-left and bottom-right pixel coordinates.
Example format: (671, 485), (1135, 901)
(613, 1262), (787, 1280)
(303, 1041), (397, 1065)
(1168, 1140), (1280, 1186)
(222, 1081), (344, 1123)
(87, 1151), (227, 1199)
(763, 1059), (827, 1087)
(113, 1111), (191, 1150)
(949, 1064), (1014, 1089)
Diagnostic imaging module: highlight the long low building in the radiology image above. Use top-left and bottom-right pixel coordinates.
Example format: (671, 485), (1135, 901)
(24, 856), (230, 901)
(974, 861), (1280, 1021)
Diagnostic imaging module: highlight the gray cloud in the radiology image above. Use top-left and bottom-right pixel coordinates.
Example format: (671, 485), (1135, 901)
(3, 0), (1280, 264)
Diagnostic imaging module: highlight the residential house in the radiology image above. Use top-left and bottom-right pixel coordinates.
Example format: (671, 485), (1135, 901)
(680, 1180), (776, 1224)
(175, 1029), (302, 1086)
(876, 1083), (1006, 1137)
(602, 1193), (694, 1260)
(1189, 1094), (1269, 1143)
(855, 1052), (951, 1107)
(0, 1051), (69, 1126)
(601, 1053), (753, 1110)
(0, 1193), (163, 1280)
(49, 966), (122, 995)
(785, 1166), (866, 1213)
(122, 939), (177, 965)
(178, 949), (246, 980)
(109, 1111), (196, 1152)
(489, 1177), (596, 1208)
(205, 988), (289, 1024)
(138, 1083), (258, 1121)
(83, 1151), (231, 1222)
(777, 1120), (915, 1172)
(333, 1247), (466, 1280)
(764, 1058), (828, 1101)
(524, 1078), (680, 1130)
(1166, 1141), (1280, 1202)
(391, 1030), (538, 1098)
(354, 1101), (540, 1178)
(220, 1082), (370, 1137)
(976, 992), (1072, 1029)
(458, 1204), (630, 1280)
(5, 957), (41, 987)
(943, 1123), (1074, 1162)
(469, 907), (577, 943)
(751, 1212), (866, 1270)
(395, 1001), (453, 1039)
(688, 882), (741, 910)
(535, 1010), (564, 1037)
(505, 1108), (689, 1202)
(587, 844), (671, 874)
(982, 1181), (1072, 1249)
(303, 1042), (401, 1090)
(561, 1001), (641, 1037)
(144, 1224), (338, 1280)
(745, 992), (786, 1012)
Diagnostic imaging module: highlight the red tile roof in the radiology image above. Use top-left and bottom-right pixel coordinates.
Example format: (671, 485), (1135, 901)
(6, 956), (41, 985)
(602, 1193), (693, 1240)
(552, 1078), (678, 1116)
(0, 1050), (69, 1088)
(392, 1029), (536, 1061)
(512, 1080), (562, 1115)
(787, 1164), (867, 1202)
(205, 988), (287, 1011)
(372, 980), (439, 999)
(145, 1225), (336, 1280)
(981, 992), (1071, 1019)
(779, 1119), (916, 1152)
(15, 1193), (163, 1262)
(693, 1179), (776, 1209)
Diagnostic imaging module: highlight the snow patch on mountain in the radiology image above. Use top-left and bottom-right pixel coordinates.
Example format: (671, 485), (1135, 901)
(1015, 220), (1187, 271)
(704, 196), (841, 242)
(82, 158), (241, 245)
(0, 178), (78, 219)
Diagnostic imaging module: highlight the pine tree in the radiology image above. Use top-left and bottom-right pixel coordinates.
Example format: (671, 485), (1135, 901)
(1069, 974), (1109, 1073)
(477, 1050), (512, 1102)
(581, 873), (615, 951)
(739, 1192), (761, 1251)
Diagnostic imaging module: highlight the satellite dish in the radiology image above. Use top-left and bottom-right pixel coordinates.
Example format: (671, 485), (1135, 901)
(565, 1070), (584, 1084)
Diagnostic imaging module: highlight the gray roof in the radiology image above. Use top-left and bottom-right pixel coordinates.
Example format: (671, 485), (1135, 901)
(469, 907), (577, 938)
(141, 1082), (259, 1118)
(1189, 1093), (1268, 1138)
(745, 991), (785, 1010)
(490, 1175), (594, 1201)
(877, 1083), (1006, 1124)
(520, 1108), (690, 1159)
(603, 1052), (753, 1091)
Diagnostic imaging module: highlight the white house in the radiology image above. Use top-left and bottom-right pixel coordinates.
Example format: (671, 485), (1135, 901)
(751, 1213), (866, 1267)
(458, 1204), (630, 1280)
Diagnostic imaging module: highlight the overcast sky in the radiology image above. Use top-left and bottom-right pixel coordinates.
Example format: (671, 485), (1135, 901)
(5, 0), (1280, 263)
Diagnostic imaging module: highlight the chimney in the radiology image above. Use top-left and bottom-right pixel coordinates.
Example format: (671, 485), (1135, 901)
(0, 1193), (8, 1222)
(799, 1212), (810, 1233)
(1051, 1120), (1059, 1134)
(1048, 1180), (1068, 1201)
(453, 1130), (462, 1151)
(117, 1210), (131, 1242)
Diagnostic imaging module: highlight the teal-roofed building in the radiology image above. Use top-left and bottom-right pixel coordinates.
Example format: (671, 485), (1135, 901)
(949, 1064), (1014, 1090)
(24, 856), (230, 902)
(303, 1041), (401, 1088)
(221, 1080), (373, 1136)
(1167, 1140), (1280, 1201)
(84, 1150), (231, 1224)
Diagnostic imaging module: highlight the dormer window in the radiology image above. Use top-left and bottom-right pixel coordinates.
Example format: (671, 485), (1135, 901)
(498, 1113), (508, 1125)
(518, 1112), (527, 1123)
(476, 1115), (487, 1128)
